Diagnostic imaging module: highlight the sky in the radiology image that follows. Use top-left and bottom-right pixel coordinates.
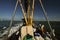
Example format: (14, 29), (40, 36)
(0, 0), (60, 21)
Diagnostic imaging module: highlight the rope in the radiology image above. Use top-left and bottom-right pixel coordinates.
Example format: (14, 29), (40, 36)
(31, 0), (35, 25)
(7, 0), (28, 40)
(18, 0), (28, 40)
(7, 0), (18, 35)
(39, 0), (55, 37)
(18, 0), (28, 25)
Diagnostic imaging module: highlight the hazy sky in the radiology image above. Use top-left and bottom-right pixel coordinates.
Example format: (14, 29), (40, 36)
(0, 0), (60, 21)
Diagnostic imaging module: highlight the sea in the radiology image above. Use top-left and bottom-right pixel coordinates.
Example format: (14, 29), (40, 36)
(0, 21), (60, 40)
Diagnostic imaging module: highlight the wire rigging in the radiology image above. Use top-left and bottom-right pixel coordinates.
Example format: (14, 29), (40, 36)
(31, 0), (35, 25)
(39, 0), (55, 37)
(6, 0), (56, 39)
(7, 0), (18, 35)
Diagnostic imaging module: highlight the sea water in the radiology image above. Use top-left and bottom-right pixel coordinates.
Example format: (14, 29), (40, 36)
(0, 21), (60, 40)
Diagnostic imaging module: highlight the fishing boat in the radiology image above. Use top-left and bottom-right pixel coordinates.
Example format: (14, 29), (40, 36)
(0, 0), (57, 40)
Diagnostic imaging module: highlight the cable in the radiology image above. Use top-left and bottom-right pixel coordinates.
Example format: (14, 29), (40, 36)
(18, 0), (28, 25)
(39, 0), (55, 37)
(31, 0), (35, 25)
(7, 0), (18, 35)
